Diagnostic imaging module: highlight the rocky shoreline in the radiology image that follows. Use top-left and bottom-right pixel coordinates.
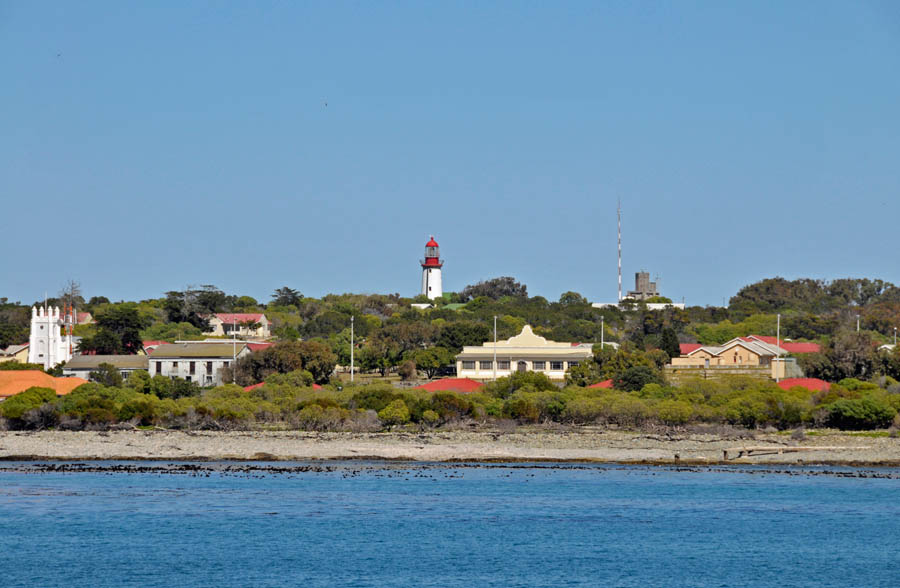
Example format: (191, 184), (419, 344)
(1, 429), (899, 465)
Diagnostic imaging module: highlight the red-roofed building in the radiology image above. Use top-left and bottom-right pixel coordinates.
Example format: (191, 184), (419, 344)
(777, 378), (830, 392)
(247, 342), (274, 353)
(142, 341), (167, 355)
(206, 313), (270, 339)
(742, 336), (820, 354)
(415, 378), (483, 394)
(75, 311), (94, 325)
(679, 343), (703, 355)
(587, 379), (614, 389)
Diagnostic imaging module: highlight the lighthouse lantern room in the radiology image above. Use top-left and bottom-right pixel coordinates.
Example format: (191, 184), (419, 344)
(420, 236), (444, 300)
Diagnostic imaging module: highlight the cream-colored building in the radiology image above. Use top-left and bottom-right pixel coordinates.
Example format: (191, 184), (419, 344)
(455, 325), (593, 381)
(0, 344), (30, 364)
(205, 313), (270, 339)
(669, 336), (793, 379)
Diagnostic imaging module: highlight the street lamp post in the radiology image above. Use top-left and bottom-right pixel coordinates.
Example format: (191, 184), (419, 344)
(601, 316), (605, 350)
(493, 315), (497, 381)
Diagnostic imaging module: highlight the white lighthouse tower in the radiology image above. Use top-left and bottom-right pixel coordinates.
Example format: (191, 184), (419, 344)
(27, 305), (74, 369)
(420, 236), (444, 300)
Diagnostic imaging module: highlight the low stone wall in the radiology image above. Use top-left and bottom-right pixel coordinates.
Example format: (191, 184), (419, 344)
(664, 365), (772, 385)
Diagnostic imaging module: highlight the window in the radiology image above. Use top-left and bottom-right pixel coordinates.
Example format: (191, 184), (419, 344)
(172, 362), (179, 370)
(568, 361), (579, 368)
(206, 361), (213, 375)
(189, 361), (196, 375)
(206, 376), (213, 385)
(533, 361), (545, 370)
(185, 376), (192, 382)
(462, 361), (475, 370)
(122, 372), (130, 380)
(498, 360), (510, 370)
(480, 361), (493, 370)
(550, 361), (564, 370)
(153, 362), (160, 375)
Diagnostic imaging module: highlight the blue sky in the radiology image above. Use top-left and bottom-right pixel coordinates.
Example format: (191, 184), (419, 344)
(3, 1), (899, 306)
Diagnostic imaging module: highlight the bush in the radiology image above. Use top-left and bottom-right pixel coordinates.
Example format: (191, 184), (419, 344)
(378, 399), (411, 426)
(350, 386), (402, 412)
(0, 387), (57, 420)
(826, 397), (897, 430)
(265, 369), (314, 388)
(429, 392), (471, 422)
(503, 394), (540, 423)
(422, 409), (440, 426)
(615, 366), (665, 392)
(561, 397), (605, 424)
(656, 399), (693, 425)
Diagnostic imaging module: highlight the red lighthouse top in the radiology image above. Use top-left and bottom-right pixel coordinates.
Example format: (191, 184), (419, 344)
(421, 236), (443, 268)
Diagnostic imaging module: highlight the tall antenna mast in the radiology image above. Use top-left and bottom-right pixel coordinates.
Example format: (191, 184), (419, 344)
(617, 200), (622, 302)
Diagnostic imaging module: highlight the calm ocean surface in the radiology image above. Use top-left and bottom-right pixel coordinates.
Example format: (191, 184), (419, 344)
(1, 461), (898, 587)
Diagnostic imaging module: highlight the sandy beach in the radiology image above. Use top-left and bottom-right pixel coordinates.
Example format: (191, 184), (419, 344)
(1, 428), (898, 465)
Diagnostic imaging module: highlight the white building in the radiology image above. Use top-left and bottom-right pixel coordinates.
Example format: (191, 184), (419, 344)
(420, 236), (443, 300)
(205, 313), (270, 339)
(455, 325), (593, 381)
(63, 355), (149, 381)
(27, 306), (73, 369)
(148, 342), (251, 387)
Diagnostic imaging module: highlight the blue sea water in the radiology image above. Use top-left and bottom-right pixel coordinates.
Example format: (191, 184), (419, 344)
(1, 462), (898, 587)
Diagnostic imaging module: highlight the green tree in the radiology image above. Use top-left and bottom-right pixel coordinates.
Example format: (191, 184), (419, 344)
(78, 303), (151, 354)
(410, 347), (453, 379)
(436, 321), (490, 353)
(271, 287), (303, 307)
(89, 363), (123, 387)
(615, 365), (665, 392)
(461, 277), (528, 301)
(660, 327), (680, 359)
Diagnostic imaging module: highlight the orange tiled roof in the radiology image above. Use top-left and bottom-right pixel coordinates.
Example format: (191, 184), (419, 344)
(0, 371), (88, 399)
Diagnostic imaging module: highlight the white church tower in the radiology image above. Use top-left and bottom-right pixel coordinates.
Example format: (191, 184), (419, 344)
(27, 306), (73, 369)
(420, 236), (444, 300)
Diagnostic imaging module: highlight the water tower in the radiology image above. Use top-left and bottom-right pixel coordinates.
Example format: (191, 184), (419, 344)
(420, 236), (443, 300)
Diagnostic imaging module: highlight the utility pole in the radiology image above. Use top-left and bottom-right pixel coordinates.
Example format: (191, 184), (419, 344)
(894, 326), (897, 346)
(857, 315), (860, 333)
(350, 316), (355, 383)
(617, 200), (622, 303)
(601, 316), (605, 350)
(232, 316), (237, 384)
(493, 315), (497, 381)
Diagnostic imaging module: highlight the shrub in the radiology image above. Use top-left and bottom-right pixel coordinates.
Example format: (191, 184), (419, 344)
(0, 387), (57, 420)
(615, 366), (665, 392)
(422, 409), (440, 426)
(350, 386), (402, 412)
(826, 397), (897, 430)
(561, 397), (605, 424)
(378, 399), (411, 426)
(429, 392), (471, 422)
(656, 399), (693, 425)
(502, 391), (544, 423)
(724, 395), (767, 428)
(265, 369), (314, 388)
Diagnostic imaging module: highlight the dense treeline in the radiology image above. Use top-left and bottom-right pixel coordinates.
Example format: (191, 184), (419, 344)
(2, 276), (900, 385)
(2, 370), (898, 433)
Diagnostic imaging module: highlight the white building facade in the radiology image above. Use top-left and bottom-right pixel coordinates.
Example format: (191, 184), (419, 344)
(27, 306), (73, 369)
(148, 343), (251, 387)
(455, 325), (593, 381)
